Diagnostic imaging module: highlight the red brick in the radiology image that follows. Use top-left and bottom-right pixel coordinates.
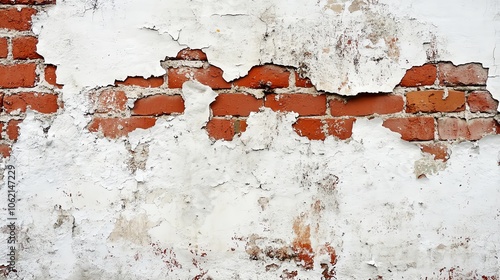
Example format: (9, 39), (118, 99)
(293, 118), (325, 140)
(132, 95), (184, 116)
(115, 76), (164, 88)
(87, 117), (156, 138)
(234, 65), (289, 89)
(0, 63), (37, 88)
(168, 66), (231, 89)
(295, 72), (313, 88)
(420, 143), (449, 161)
(0, 0), (55, 4)
(0, 8), (37, 31)
(4, 92), (59, 113)
(0, 144), (11, 158)
(0, 122), (3, 139)
(0, 38), (7, 58)
(382, 117), (435, 141)
(399, 64), (436, 87)
(12, 36), (41, 59)
(175, 48), (207, 61)
(330, 94), (404, 117)
(206, 118), (234, 141)
(293, 118), (354, 141)
(438, 118), (497, 140)
(265, 94), (326, 116)
(7, 119), (22, 141)
(44, 64), (63, 88)
(325, 118), (355, 140)
(467, 91), (498, 113)
(406, 90), (465, 113)
(94, 90), (127, 113)
(438, 63), (488, 86)
(211, 94), (263, 117)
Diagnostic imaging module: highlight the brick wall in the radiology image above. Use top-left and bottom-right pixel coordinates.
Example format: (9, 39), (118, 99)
(1, 2), (497, 162)
(0, 0), (62, 158)
(87, 49), (499, 162)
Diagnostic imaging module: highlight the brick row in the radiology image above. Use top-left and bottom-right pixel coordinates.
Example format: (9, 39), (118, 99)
(88, 49), (499, 144)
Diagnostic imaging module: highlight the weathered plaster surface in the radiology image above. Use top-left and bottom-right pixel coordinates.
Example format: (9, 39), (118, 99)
(1, 0), (498, 279)
(34, 0), (500, 99)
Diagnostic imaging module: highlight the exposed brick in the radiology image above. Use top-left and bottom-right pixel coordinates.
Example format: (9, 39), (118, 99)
(330, 94), (404, 117)
(0, 38), (7, 58)
(438, 118), (497, 140)
(4, 92), (59, 114)
(0, 63), (37, 88)
(406, 90), (465, 113)
(438, 63), (488, 86)
(399, 64), (437, 87)
(175, 48), (208, 61)
(168, 66), (231, 89)
(467, 91), (498, 113)
(211, 93), (263, 117)
(0, 8), (37, 31)
(205, 118), (246, 140)
(132, 95), (185, 116)
(382, 117), (435, 141)
(234, 65), (290, 89)
(115, 76), (164, 88)
(0, 0), (56, 4)
(87, 117), (156, 138)
(295, 72), (313, 88)
(94, 90), (127, 113)
(7, 119), (22, 141)
(44, 64), (62, 88)
(265, 94), (326, 116)
(12, 36), (42, 59)
(420, 143), (449, 161)
(206, 118), (234, 141)
(235, 119), (246, 134)
(293, 118), (325, 140)
(0, 122), (3, 139)
(0, 144), (10, 158)
(293, 118), (355, 141)
(325, 118), (355, 140)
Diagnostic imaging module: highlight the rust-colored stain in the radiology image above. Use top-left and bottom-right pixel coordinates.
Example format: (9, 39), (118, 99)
(242, 202), (338, 277)
(292, 217), (314, 270)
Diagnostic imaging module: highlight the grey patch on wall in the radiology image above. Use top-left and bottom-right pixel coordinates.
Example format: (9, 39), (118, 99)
(259, 0), (435, 94)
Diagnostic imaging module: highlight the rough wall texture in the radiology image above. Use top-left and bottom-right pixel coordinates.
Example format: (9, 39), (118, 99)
(0, 0), (499, 279)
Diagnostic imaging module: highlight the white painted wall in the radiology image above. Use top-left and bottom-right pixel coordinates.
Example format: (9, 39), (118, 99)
(1, 0), (499, 279)
(34, 0), (500, 98)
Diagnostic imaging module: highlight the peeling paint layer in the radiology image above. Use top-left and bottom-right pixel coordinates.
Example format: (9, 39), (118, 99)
(4, 81), (499, 279)
(34, 0), (500, 99)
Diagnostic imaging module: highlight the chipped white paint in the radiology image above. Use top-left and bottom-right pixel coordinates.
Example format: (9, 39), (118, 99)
(34, 0), (500, 99)
(0, 0), (498, 279)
